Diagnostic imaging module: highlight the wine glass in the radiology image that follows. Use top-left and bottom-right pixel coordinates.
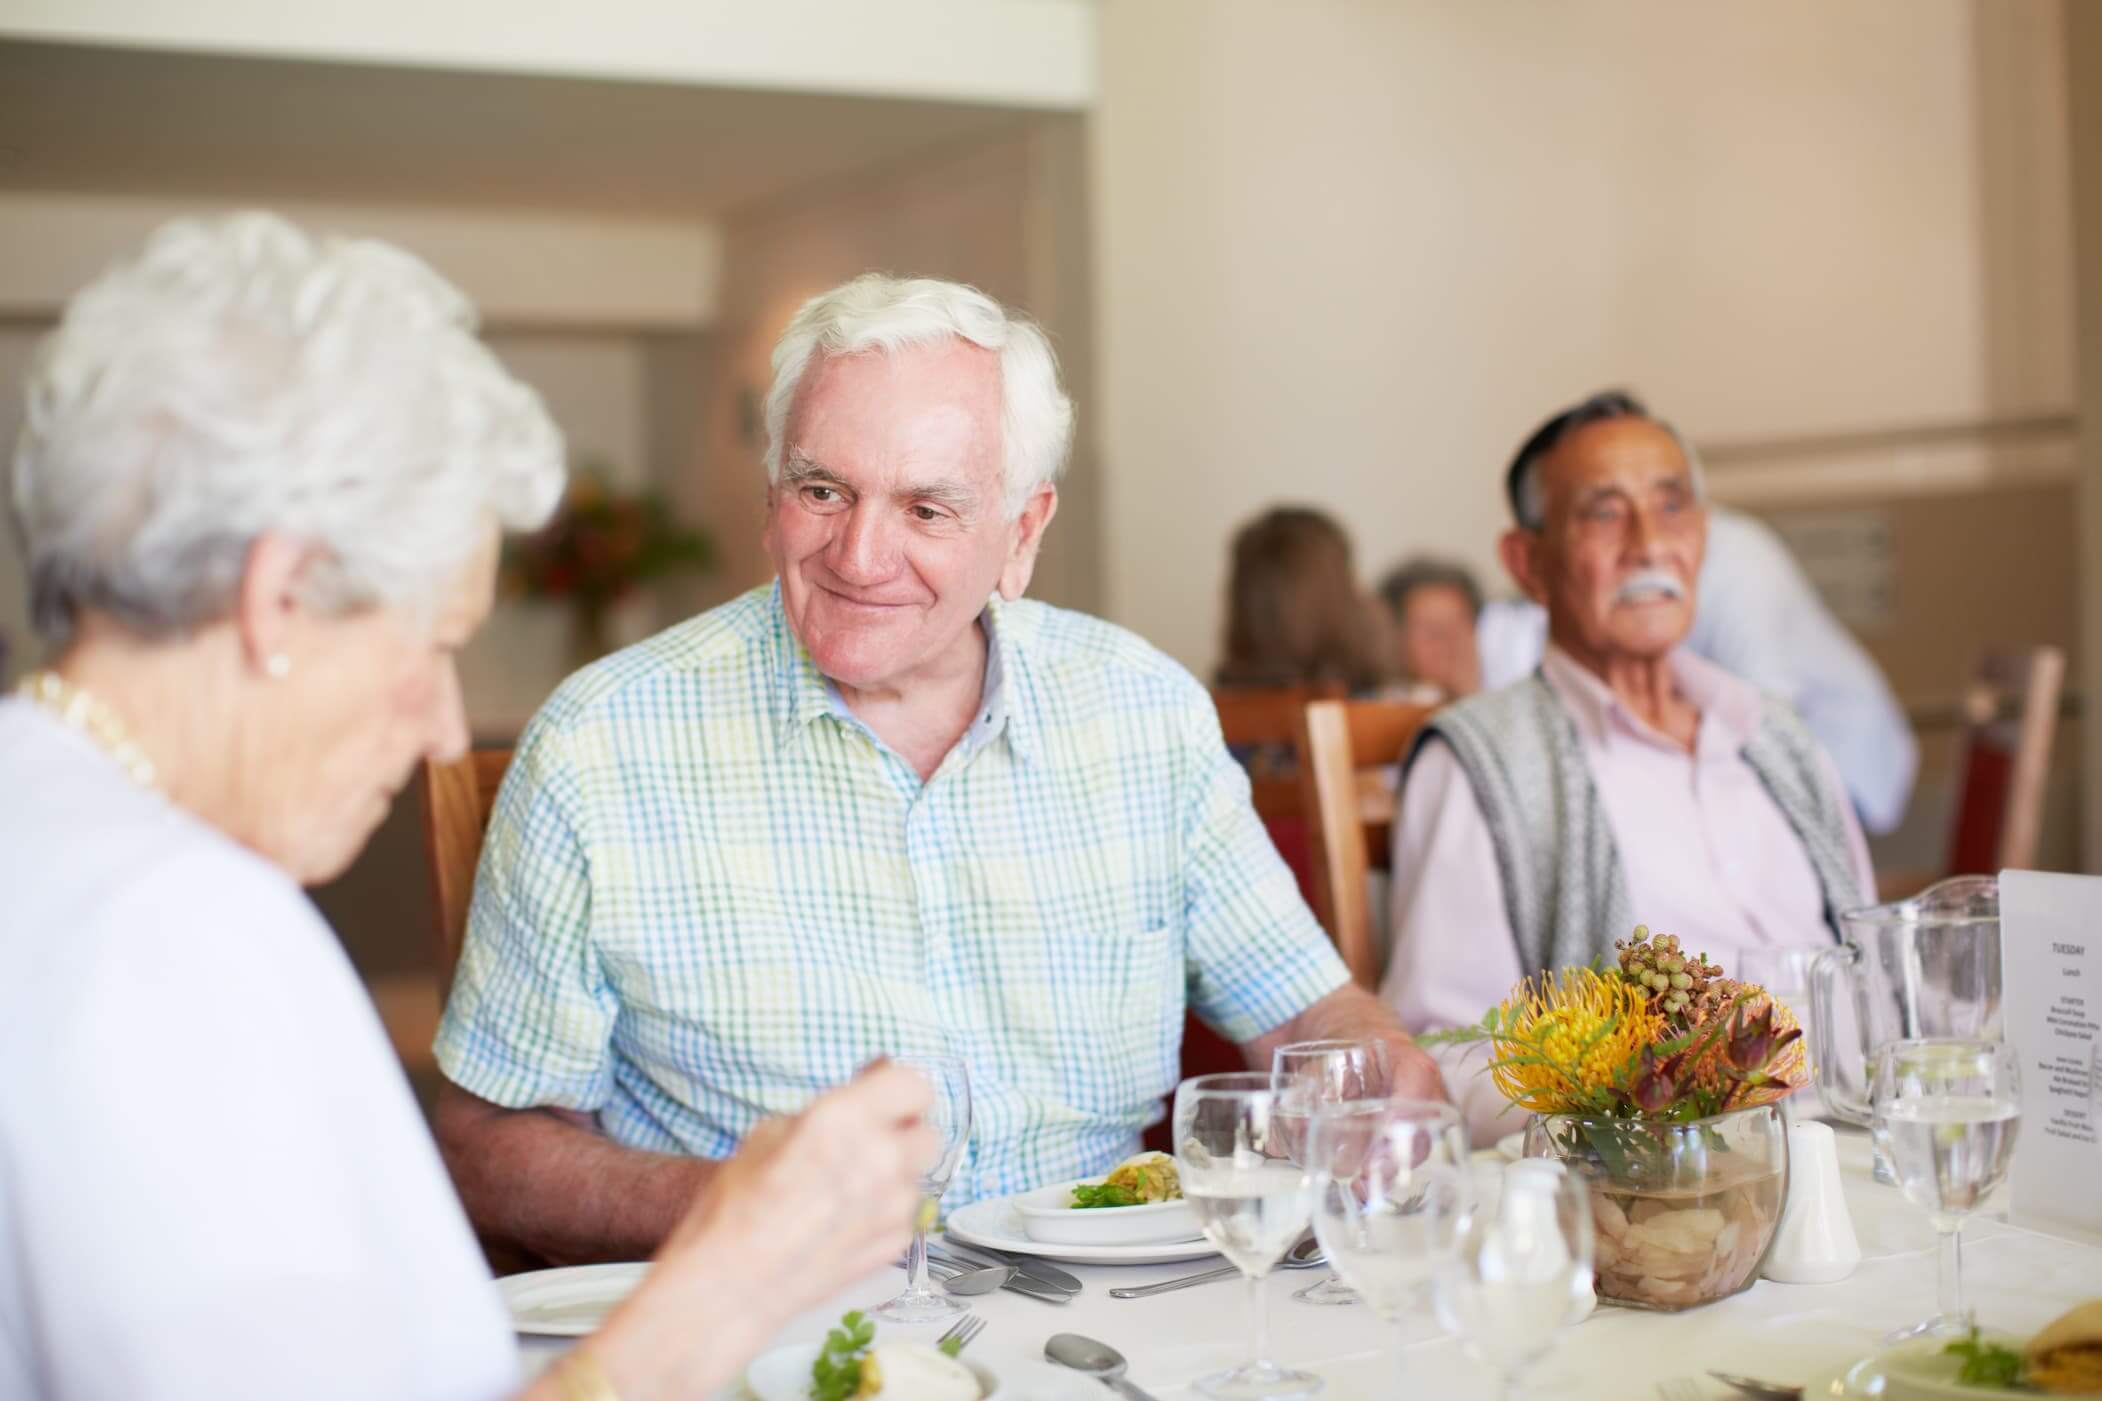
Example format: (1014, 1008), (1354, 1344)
(1271, 1039), (1393, 1304)
(1172, 1072), (1322, 1399)
(1871, 1038), (2021, 1340)
(873, 1054), (973, 1323)
(1305, 1098), (1469, 1386)
(1434, 1160), (1593, 1401)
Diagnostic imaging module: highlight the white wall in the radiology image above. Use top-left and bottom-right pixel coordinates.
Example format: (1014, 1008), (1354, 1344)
(1091, 0), (2074, 674)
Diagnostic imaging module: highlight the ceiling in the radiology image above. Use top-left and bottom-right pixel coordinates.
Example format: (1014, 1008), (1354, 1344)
(0, 41), (1035, 219)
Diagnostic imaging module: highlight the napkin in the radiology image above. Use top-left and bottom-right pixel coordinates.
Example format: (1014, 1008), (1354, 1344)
(2027, 1301), (2102, 1395)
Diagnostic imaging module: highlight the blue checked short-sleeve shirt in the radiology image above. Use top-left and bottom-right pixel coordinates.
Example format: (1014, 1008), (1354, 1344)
(435, 584), (1349, 1205)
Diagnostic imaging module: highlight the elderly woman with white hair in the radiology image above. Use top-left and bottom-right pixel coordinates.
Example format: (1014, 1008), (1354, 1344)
(0, 214), (935, 1400)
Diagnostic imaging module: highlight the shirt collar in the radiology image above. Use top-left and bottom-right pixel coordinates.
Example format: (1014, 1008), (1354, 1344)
(769, 584), (1036, 766)
(1539, 642), (1761, 758)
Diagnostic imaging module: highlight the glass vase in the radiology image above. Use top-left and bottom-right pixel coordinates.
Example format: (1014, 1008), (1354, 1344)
(1523, 1103), (1788, 1311)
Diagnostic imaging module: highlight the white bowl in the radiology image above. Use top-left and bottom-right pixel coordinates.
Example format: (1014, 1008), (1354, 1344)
(1011, 1180), (1203, 1247)
(744, 1342), (999, 1401)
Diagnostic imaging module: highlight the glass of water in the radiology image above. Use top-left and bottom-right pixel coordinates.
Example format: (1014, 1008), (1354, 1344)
(873, 1054), (972, 1323)
(1434, 1161), (1593, 1401)
(1305, 1098), (1469, 1385)
(1871, 1038), (2021, 1340)
(1272, 1039), (1393, 1305)
(1173, 1072), (1322, 1400)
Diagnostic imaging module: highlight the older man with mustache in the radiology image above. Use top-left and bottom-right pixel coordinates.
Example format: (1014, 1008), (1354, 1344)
(1380, 391), (1874, 1140)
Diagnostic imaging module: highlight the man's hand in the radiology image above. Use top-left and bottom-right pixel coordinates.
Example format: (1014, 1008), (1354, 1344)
(1242, 983), (1449, 1103)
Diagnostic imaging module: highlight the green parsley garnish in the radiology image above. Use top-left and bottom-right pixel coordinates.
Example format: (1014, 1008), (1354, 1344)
(1070, 1182), (1143, 1209)
(808, 1309), (964, 1400)
(810, 1310), (875, 1401)
(1943, 1330), (2035, 1391)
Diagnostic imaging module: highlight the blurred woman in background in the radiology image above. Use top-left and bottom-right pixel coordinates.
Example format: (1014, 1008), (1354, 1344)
(0, 213), (933, 1401)
(1215, 505), (1388, 696)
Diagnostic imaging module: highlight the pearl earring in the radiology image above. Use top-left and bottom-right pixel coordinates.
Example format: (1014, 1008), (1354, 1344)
(265, 654), (292, 680)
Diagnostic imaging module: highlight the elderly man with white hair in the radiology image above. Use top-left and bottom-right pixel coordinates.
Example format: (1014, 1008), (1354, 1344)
(1379, 390), (1876, 1142)
(434, 274), (1443, 1262)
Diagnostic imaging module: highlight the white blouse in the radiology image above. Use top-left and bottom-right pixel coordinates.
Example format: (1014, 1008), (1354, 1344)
(0, 699), (517, 1400)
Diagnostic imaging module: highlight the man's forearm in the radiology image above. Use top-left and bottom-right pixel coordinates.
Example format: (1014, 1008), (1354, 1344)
(1242, 983), (1447, 1101)
(434, 1083), (721, 1265)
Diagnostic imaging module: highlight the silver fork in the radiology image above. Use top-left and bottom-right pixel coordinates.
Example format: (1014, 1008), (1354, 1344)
(1656, 1379), (1706, 1401)
(938, 1314), (987, 1355)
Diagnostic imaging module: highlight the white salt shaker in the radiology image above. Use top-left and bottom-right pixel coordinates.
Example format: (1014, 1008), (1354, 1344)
(1761, 1120), (1861, 1283)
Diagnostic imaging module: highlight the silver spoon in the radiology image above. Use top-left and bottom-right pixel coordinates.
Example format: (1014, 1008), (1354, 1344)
(1044, 1333), (1161, 1401)
(935, 1263), (1018, 1296)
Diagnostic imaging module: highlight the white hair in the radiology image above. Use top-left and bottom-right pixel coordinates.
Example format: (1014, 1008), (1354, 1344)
(761, 274), (1074, 518)
(9, 211), (565, 646)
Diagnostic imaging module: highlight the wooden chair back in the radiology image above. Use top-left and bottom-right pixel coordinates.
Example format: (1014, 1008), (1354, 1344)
(418, 747), (515, 997)
(1946, 647), (2065, 874)
(1212, 684), (1344, 820)
(1294, 699), (1436, 988)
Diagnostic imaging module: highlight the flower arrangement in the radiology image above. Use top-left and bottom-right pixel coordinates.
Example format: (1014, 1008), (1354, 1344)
(1427, 925), (1808, 1120)
(502, 467), (714, 658)
(1426, 926), (1809, 1311)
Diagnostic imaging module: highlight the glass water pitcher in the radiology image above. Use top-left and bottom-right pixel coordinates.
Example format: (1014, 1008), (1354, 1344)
(1810, 876), (2004, 1127)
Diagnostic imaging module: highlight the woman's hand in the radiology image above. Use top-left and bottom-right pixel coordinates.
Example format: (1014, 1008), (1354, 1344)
(567, 1062), (937, 1401)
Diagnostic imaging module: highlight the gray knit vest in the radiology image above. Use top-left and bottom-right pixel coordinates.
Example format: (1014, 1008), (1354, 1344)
(1416, 672), (1866, 977)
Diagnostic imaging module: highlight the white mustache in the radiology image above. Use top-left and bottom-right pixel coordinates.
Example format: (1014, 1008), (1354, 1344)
(1614, 569), (1686, 604)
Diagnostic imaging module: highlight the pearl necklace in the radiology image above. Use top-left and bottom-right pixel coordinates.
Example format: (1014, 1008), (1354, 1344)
(16, 670), (162, 793)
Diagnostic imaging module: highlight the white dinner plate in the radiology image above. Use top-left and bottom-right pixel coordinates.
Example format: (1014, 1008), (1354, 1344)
(1801, 1342), (2039, 1401)
(743, 1343), (1104, 1401)
(945, 1193), (1222, 1265)
(495, 1262), (648, 1336)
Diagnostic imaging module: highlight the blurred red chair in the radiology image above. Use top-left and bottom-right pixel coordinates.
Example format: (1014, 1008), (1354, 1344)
(1945, 646), (2065, 875)
(1881, 646), (2066, 900)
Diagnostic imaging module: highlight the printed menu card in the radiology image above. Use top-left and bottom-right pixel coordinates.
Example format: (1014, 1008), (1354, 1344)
(2001, 869), (2102, 1244)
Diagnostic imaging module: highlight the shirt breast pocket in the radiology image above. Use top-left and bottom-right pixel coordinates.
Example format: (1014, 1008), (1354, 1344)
(1026, 922), (1184, 1115)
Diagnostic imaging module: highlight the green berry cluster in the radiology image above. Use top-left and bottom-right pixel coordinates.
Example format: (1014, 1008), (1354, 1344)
(1615, 924), (1724, 1020)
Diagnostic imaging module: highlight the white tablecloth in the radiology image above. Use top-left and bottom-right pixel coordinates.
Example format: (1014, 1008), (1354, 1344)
(517, 1127), (2102, 1399)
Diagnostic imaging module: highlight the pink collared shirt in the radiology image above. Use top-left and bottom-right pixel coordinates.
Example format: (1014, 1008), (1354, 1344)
(1380, 646), (1875, 1143)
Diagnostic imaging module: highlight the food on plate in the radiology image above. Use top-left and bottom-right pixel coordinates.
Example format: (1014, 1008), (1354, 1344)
(855, 1343), (981, 1400)
(809, 1310), (978, 1401)
(1071, 1151), (1182, 1209)
(1945, 1333), (2031, 1391)
(1940, 1303), (2102, 1395)
(2028, 1301), (2102, 1395)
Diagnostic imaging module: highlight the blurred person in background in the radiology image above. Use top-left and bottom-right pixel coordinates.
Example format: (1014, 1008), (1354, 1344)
(1379, 390), (1874, 1141)
(1687, 505), (1917, 834)
(1218, 506), (1396, 782)
(1376, 556), (1482, 700)
(0, 213), (936, 1401)
(1216, 505), (1390, 697)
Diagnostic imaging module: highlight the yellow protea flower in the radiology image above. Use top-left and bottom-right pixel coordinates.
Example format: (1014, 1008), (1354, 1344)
(1488, 967), (1663, 1114)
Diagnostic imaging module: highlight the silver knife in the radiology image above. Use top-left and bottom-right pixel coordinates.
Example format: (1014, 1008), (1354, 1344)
(936, 1242), (1084, 1294)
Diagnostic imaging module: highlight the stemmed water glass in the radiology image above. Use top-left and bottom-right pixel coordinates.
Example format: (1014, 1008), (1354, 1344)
(1172, 1072), (1322, 1400)
(1304, 1098), (1469, 1386)
(1871, 1038), (2021, 1340)
(1271, 1039), (1393, 1305)
(1434, 1161), (1593, 1401)
(873, 1054), (973, 1323)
